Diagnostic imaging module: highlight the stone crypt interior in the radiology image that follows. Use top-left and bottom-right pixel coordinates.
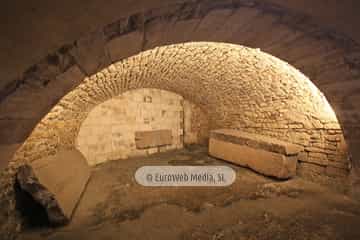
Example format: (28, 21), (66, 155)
(1, 1), (360, 240)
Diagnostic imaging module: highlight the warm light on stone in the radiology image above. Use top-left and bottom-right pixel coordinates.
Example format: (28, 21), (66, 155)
(75, 88), (208, 165)
(13, 42), (349, 179)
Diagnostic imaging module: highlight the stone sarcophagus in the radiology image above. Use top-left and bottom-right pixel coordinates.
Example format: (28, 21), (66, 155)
(209, 129), (303, 179)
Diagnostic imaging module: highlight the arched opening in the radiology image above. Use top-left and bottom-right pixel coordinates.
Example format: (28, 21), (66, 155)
(6, 42), (356, 238)
(13, 42), (350, 180)
(1, 1), (360, 238)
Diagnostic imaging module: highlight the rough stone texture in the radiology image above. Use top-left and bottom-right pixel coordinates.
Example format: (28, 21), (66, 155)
(0, 65), (85, 144)
(1, 2), (358, 172)
(107, 31), (144, 63)
(70, 30), (111, 76)
(209, 130), (301, 179)
(13, 43), (349, 180)
(210, 129), (304, 156)
(75, 89), (196, 165)
(0, 1), (360, 171)
(0, 1), (360, 238)
(15, 147), (360, 240)
(16, 165), (67, 226)
(16, 149), (91, 226)
(135, 129), (172, 149)
(3, 45), (350, 239)
(183, 100), (209, 145)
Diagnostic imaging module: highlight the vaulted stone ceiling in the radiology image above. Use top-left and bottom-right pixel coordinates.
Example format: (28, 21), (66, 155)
(1, 1), (360, 238)
(1, 0), (360, 90)
(1, 0), (360, 171)
(13, 42), (348, 181)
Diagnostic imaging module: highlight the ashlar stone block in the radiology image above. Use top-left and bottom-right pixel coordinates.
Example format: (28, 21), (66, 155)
(209, 129), (303, 179)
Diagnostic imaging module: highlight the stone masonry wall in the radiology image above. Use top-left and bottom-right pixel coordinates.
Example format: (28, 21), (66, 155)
(1, 0), (360, 238)
(184, 100), (209, 145)
(12, 43), (350, 183)
(76, 89), (185, 165)
(3, 42), (351, 239)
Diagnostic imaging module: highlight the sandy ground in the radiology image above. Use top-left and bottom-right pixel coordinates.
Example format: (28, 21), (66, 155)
(18, 146), (360, 240)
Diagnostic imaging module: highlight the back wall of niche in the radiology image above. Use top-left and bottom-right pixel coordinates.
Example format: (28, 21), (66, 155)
(76, 88), (209, 165)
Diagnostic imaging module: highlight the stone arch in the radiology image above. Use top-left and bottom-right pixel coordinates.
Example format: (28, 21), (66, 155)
(12, 42), (349, 184)
(0, 0), (359, 172)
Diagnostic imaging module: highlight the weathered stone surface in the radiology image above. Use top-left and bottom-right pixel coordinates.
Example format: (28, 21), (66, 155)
(297, 151), (308, 162)
(13, 43), (349, 182)
(17, 149), (91, 225)
(16, 165), (67, 226)
(0, 66), (85, 145)
(297, 162), (326, 180)
(70, 31), (111, 76)
(306, 152), (328, 166)
(209, 138), (297, 179)
(183, 101), (209, 145)
(326, 166), (349, 177)
(47, 66), (85, 100)
(209, 130), (301, 179)
(106, 31), (143, 62)
(76, 89), (189, 165)
(1, 1), (360, 238)
(135, 129), (172, 149)
(211, 129), (303, 155)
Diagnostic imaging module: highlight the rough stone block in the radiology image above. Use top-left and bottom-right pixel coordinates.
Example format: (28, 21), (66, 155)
(135, 129), (172, 149)
(297, 162), (326, 179)
(209, 129), (303, 179)
(16, 149), (91, 225)
(46, 66), (85, 101)
(106, 31), (143, 63)
(70, 30), (111, 76)
(210, 129), (303, 155)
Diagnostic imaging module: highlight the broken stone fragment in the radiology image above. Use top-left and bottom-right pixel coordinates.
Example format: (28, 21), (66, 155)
(16, 165), (68, 226)
(15, 149), (91, 226)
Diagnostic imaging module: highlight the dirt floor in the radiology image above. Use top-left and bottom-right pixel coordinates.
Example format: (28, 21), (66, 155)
(18, 146), (360, 240)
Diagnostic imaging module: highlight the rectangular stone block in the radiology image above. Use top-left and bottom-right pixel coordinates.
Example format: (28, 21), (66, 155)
(135, 129), (172, 149)
(209, 129), (302, 179)
(29, 149), (91, 221)
(106, 31), (143, 62)
(210, 129), (303, 155)
(70, 30), (111, 76)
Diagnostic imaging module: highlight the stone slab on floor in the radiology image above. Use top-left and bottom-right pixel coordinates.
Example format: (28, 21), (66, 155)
(209, 129), (303, 179)
(135, 129), (172, 149)
(16, 149), (91, 225)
